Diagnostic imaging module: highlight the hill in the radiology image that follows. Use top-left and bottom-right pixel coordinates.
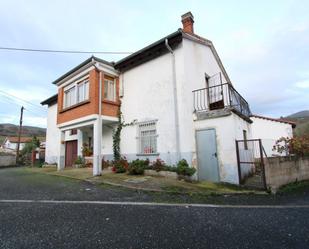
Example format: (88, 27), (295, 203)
(0, 123), (46, 143)
(285, 110), (309, 136)
(287, 110), (309, 119)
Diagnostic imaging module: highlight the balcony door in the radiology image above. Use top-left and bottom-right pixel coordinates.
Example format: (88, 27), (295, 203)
(206, 73), (224, 110)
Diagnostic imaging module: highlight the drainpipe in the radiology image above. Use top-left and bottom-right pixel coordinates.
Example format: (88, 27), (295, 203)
(165, 39), (181, 162)
(93, 62), (103, 175)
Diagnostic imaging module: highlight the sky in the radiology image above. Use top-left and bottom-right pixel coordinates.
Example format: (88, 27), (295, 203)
(0, 0), (308, 128)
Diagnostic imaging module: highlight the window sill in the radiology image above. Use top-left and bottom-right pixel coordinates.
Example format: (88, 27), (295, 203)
(59, 100), (90, 113)
(136, 153), (160, 157)
(102, 99), (120, 106)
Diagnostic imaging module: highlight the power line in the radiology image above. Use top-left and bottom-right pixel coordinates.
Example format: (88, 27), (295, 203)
(0, 95), (45, 118)
(0, 90), (46, 112)
(0, 46), (132, 54)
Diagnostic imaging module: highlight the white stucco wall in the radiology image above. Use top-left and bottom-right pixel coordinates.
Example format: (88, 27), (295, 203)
(120, 47), (182, 164)
(251, 117), (294, 157)
(3, 141), (26, 150)
(193, 112), (251, 184)
(45, 103), (60, 164)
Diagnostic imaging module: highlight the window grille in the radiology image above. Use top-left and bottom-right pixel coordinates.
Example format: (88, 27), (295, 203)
(138, 121), (157, 154)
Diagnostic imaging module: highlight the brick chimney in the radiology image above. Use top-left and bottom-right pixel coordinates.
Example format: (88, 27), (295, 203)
(181, 12), (194, 33)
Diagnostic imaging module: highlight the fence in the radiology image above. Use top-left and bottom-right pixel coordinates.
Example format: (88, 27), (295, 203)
(192, 83), (251, 117)
(236, 139), (267, 189)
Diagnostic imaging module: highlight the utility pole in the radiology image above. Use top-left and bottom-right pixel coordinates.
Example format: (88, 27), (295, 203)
(16, 106), (24, 164)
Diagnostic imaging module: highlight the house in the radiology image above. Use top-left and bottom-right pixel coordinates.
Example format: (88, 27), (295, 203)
(41, 12), (294, 185)
(250, 115), (296, 156)
(1, 137), (32, 151)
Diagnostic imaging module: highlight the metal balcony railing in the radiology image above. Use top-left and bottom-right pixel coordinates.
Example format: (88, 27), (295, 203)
(192, 83), (251, 117)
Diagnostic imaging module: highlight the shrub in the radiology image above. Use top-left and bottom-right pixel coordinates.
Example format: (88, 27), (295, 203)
(128, 159), (149, 175)
(163, 165), (177, 172)
(112, 157), (128, 173)
(74, 156), (85, 165)
(273, 136), (309, 157)
(151, 158), (166, 172)
(176, 159), (196, 176)
(102, 158), (111, 169)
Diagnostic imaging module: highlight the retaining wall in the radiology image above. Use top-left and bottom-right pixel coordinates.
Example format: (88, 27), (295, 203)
(0, 155), (16, 167)
(265, 156), (309, 192)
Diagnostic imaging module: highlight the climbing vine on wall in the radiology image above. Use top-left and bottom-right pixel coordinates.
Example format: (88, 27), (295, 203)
(112, 103), (136, 161)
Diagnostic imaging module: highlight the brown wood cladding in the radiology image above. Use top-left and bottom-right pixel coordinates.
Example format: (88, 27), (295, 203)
(57, 69), (120, 124)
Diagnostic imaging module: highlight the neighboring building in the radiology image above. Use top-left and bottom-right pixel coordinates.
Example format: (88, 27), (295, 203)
(1, 137), (32, 151)
(250, 115), (296, 156)
(41, 12), (294, 184)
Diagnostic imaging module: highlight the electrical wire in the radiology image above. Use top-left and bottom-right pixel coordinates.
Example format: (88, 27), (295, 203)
(0, 46), (132, 54)
(0, 90), (46, 112)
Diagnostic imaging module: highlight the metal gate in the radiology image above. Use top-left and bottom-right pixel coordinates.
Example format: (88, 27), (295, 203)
(236, 139), (267, 189)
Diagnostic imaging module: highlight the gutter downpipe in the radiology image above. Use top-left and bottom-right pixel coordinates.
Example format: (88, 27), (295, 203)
(165, 39), (181, 162)
(93, 62), (103, 176)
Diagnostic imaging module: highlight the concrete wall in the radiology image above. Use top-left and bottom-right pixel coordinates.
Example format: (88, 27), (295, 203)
(265, 157), (309, 192)
(45, 103), (60, 164)
(251, 117), (294, 157)
(0, 155), (16, 167)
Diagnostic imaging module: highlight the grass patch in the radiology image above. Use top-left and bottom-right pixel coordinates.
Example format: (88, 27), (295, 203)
(278, 180), (309, 194)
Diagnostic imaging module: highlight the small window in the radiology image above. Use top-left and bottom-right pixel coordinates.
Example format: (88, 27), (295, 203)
(243, 130), (248, 150)
(70, 129), (77, 135)
(138, 121), (158, 154)
(77, 80), (89, 103)
(104, 79), (116, 101)
(64, 87), (76, 108)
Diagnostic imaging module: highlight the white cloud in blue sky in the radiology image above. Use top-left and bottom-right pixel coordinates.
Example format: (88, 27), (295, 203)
(0, 0), (308, 127)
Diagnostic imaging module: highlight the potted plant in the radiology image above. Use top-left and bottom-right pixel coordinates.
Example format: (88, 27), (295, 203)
(82, 143), (93, 157)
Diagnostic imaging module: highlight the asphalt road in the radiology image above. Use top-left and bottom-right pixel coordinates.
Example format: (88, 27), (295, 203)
(1, 167), (309, 249)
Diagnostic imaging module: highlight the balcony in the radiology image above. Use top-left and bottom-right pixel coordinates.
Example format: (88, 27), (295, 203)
(192, 83), (251, 118)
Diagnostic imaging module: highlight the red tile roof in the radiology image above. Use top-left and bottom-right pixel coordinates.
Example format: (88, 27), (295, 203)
(250, 115), (296, 128)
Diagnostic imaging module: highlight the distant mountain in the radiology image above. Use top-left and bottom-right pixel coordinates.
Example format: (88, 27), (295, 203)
(287, 110), (309, 119)
(285, 110), (309, 136)
(0, 123), (46, 137)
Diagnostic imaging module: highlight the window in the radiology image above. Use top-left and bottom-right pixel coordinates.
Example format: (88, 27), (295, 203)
(64, 87), (76, 108)
(63, 78), (89, 108)
(104, 79), (116, 101)
(138, 121), (158, 154)
(70, 129), (77, 135)
(243, 130), (248, 150)
(77, 80), (89, 103)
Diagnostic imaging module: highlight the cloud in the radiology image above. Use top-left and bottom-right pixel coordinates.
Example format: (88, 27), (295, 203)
(294, 80), (309, 89)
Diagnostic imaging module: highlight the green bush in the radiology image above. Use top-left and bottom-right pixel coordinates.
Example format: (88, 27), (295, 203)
(151, 158), (166, 172)
(128, 159), (149, 175)
(74, 156), (85, 165)
(176, 159), (196, 176)
(163, 165), (177, 172)
(112, 158), (128, 173)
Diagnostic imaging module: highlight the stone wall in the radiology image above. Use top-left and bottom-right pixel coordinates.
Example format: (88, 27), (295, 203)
(0, 155), (16, 167)
(265, 156), (309, 192)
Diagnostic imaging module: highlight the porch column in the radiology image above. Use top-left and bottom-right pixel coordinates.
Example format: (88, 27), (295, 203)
(57, 130), (65, 171)
(93, 119), (102, 176)
(77, 129), (83, 157)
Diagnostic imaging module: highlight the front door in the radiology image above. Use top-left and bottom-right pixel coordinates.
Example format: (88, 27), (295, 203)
(65, 140), (78, 167)
(196, 129), (220, 182)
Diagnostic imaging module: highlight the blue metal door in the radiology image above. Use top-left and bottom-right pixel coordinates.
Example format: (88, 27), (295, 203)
(196, 129), (219, 182)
